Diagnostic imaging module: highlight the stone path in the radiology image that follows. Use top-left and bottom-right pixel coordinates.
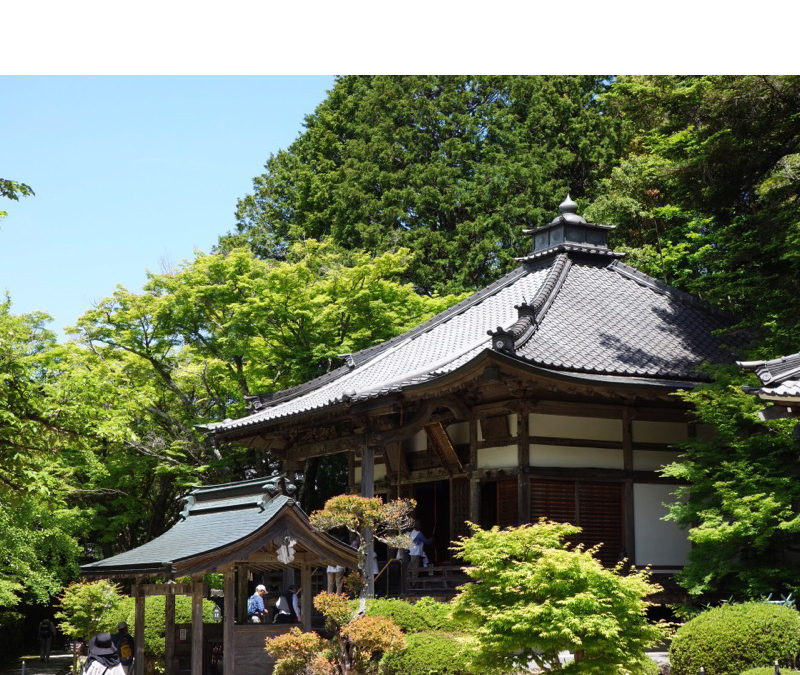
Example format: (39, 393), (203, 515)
(1, 653), (73, 675)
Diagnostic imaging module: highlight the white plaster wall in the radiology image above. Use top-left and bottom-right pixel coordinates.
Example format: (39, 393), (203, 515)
(633, 450), (683, 472)
(477, 445), (517, 469)
(632, 421), (687, 444)
(447, 421), (470, 446)
(529, 444), (624, 469)
(354, 463), (387, 485)
(634, 483), (691, 567)
(411, 430), (427, 452)
(529, 413), (622, 442)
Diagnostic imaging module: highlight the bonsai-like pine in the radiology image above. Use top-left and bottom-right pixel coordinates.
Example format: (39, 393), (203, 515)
(452, 519), (668, 674)
(309, 494), (414, 611)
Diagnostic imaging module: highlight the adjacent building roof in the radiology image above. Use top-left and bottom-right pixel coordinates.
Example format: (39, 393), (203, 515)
(206, 198), (741, 439)
(81, 475), (356, 577)
(739, 352), (800, 404)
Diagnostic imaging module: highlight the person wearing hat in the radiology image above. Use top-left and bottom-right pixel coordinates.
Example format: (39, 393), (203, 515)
(247, 584), (269, 623)
(111, 622), (135, 675)
(83, 632), (125, 675)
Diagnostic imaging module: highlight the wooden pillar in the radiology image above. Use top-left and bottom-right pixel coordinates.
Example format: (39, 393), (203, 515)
(361, 443), (375, 596)
(348, 451), (356, 494)
(517, 411), (531, 525)
(134, 583), (145, 675)
(236, 565), (248, 624)
(164, 593), (175, 675)
(191, 577), (203, 675)
(223, 569), (235, 675)
(300, 565), (313, 631)
(469, 418), (481, 525)
(622, 408), (636, 564)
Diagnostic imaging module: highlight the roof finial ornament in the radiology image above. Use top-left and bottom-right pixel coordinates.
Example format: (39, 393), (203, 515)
(560, 193), (579, 216)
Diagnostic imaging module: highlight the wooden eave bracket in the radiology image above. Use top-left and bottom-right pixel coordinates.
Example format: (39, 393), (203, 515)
(424, 421), (464, 474)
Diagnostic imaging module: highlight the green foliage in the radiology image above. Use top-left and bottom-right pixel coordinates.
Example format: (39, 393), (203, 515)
(363, 597), (460, 633)
(310, 495), (414, 609)
(0, 177), (33, 219)
(267, 592), (405, 675)
(55, 580), (124, 639)
(226, 75), (627, 295)
(452, 520), (667, 674)
(379, 631), (474, 675)
(661, 366), (800, 598)
(740, 669), (800, 675)
(123, 595), (217, 659)
(669, 602), (800, 675)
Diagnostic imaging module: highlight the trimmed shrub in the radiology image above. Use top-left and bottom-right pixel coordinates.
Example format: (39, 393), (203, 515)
(363, 597), (462, 633)
(740, 669), (800, 675)
(670, 602), (800, 675)
(379, 631), (473, 675)
(124, 595), (217, 659)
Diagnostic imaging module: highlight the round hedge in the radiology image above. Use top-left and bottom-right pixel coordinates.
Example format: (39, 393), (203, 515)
(363, 597), (461, 633)
(379, 631), (473, 675)
(669, 602), (800, 675)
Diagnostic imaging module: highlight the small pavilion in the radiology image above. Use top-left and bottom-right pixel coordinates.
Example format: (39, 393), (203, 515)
(81, 474), (356, 675)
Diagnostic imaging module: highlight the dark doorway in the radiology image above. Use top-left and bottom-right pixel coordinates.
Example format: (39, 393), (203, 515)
(412, 480), (451, 564)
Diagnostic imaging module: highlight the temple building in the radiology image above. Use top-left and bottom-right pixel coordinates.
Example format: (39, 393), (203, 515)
(206, 196), (740, 598)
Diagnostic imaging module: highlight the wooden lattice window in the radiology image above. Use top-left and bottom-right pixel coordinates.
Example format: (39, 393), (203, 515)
(497, 479), (518, 528)
(530, 479), (624, 567)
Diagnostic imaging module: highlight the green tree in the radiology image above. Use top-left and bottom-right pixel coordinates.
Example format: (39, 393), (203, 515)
(225, 76), (628, 295)
(452, 520), (666, 674)
(309, 495), (414, 613)
(0, 178), (33, 220)
(55, 580), (123, 640)
(662, 367), (800, 598)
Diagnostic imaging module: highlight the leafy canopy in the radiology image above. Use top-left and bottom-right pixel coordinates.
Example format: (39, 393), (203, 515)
(452, 520), (667, 674)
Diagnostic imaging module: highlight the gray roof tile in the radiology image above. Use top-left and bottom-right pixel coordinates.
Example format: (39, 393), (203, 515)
(209, 251), (740, 436)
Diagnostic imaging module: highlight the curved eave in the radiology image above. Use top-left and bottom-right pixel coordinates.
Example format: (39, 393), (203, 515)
(402, 348), (702, 398)
(210, 349), (705, 445)
(81, 503), (357, 579)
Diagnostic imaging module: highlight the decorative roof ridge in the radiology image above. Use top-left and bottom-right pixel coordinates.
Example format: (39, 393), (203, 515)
(180, 473), (297, 520)
(608, 260), (735, 320)
(516, 242), (625, 263)
(231, 262), (550, 416)
(738, 352), (800, 386)
(488, 253), (572, 355)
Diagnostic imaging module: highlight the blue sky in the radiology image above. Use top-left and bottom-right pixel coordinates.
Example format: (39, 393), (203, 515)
(1, 76), (335, 338)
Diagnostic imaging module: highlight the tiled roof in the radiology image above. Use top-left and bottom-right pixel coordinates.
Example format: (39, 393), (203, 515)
(80, 475), (354, 575)
(207, 248), (739, 437)
(515, 260), (737, 380)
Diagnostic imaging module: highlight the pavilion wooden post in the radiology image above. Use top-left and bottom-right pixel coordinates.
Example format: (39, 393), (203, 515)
(236, 565), (248, 624)
(300, 564), (313, 631)
(361, 442), (375, 596)
(517, 411), (531, 525)
(622, 408), (636, 564)
(134, 581), (145, 675)
(223, 569), (235, 675)
(164, 592), (175, 675)
(191, 577), (204, 675)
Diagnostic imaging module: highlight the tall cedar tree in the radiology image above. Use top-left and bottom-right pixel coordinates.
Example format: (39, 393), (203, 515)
(224, 75), (628, 295)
